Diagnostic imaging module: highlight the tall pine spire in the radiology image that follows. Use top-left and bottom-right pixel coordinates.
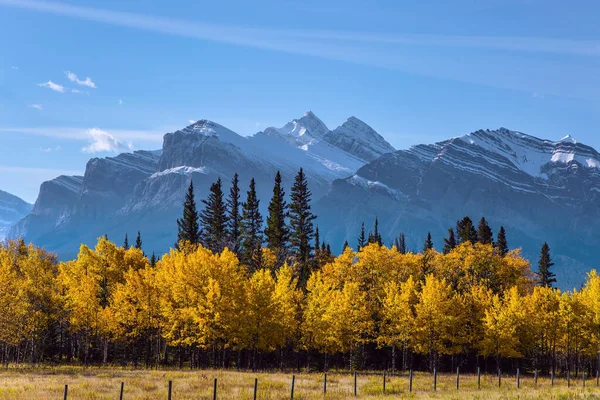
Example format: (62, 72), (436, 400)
(423, 232), (434, 252)
(240, 178), (263, 272)
(357, 222), (366, 250)
(457, 216), (477, 244)
(123, 234), (129, 250)
(442, 228), (456, 254)
(177, 180), (201, 247)
(537, 242), (557, 288)
(289, 168), (316, 287)
(227, 173), (242, 255)
(496, 226), (509, 256)
(264, 171), (289, 266)
(135, 231), (142, 250)
(477, 217), (494, 245)
(199, 177), (229, 253)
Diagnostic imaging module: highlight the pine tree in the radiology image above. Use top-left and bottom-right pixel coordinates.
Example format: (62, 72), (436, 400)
(357, 222), (366, 250)
(442, 228), (457, 254)
(176, 180), (201, 246)
(199, 177), (229, 253)
(227, 173), (242, 255)
(288, 168), (317, 287)
(343, 240), (350, 251)
(456, 216), (478, 244)
(123, 234), (129, 250)
(394, 233), (407, 254)
(477, 217), (494, 245)
(150, 252), (157, 267)
(264, 171), (289, 266)
(496, 226), (509, 257)
(135, 231), (142, 250)
(423, 232), (434, 252)
(314, 226), (320, 258)
(537, 242), (557, 288)
(368, 217), (383, 245)
(240, 178), (263, 272)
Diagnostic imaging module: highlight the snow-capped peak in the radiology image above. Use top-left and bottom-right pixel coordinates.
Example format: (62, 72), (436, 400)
(561, 134), (577, 144)
(262, 111), (330, 142)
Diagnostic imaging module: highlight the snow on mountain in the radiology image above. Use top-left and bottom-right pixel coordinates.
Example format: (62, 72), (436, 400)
(0, 190), (32, 240)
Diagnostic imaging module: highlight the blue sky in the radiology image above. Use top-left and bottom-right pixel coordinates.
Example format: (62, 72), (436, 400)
(1, 0), (599, 202)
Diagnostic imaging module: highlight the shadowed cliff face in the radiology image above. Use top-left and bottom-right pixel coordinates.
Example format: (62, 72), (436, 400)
(0, 190), (31, 240)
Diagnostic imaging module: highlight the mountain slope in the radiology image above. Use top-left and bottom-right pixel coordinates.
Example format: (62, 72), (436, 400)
(316, 128), (600, 289)
(0, 190), (32, 240)
(12, 112), (393, 259)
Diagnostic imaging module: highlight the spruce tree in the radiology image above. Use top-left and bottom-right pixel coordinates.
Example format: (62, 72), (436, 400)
(289, 168), (317, 287)
(177, 180), (201, 246)
(477, 217), (494, 245)
(537, 242), (557, 288)
(240, 178), (263, 272)
(123, 234), (129, 250)
(423, 232), (434, 252)
(264, 171), (289, 266)
(150, 252), (157, 267)
(496, 226), (509, 257)
(199, 177), (229, 253)
(368, 217), (383, 245)
(357, 222), (366, 250)
(343, 240), (350, 251)
(135, 231), (142, 250)
(456, 216), (478, 244)
(394, 233), (407, 254)
(442, 228), (457, 254)
(227, 173), (242, 255)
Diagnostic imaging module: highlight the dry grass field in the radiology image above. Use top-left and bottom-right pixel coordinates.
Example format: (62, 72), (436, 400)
(0, 367), (598, 399)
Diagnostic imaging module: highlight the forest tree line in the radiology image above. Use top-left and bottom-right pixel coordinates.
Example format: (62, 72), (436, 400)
(0, 168), (591, 377)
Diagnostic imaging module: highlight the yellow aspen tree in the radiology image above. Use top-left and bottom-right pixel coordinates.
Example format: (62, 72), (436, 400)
(272, 265), (302, 349)
(580, 270), (600, 358)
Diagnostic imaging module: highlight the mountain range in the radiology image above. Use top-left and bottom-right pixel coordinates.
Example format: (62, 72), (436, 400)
(6, 112), (600, 289)
(0, 190), (31, 241)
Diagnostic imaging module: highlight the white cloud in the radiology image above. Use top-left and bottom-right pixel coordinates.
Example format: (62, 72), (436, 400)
(38, 80), (65, 93)
(188, 120), (196, 124)
(118, 98), (123, 105)
(0, 126), (166, 142)
(65, 71), (96, 88)
(11, 66), (18, 70)
(28, 104), (43, 110)
(82, 128), (133, 153)
(41, 145), (62, 152)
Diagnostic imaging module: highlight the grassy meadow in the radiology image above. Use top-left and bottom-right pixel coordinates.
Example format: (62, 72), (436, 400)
(0, 367), (598, 399)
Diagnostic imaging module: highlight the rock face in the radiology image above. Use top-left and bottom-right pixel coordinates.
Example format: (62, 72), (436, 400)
(11, 112), (394, 260)
(0, 190), (31, 240)
(316, 128), (600, 289)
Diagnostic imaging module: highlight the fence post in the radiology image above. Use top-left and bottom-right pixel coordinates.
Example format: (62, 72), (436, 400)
(534, 369), (538, 387)
(456, 367), (460, 390)
(433, 368), (437, 391)
(516, 368), (520, 389)
(119, 382), (124, 400)
(498, 368), (501, 388)
(168, 380), (172, 400)
(213, 378), (217, 400)
(253, 378), (258, 400)
(63, 384), (68, 400)
(477, 367), (481, 390)
(324, 373), (327, 394)
(409, 369), (413, 392)
(290, 375), (295, 400)
(354, 371), (357, 397)
(383, 370), (386, 393)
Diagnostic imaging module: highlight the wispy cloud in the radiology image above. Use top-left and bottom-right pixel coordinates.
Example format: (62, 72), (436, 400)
(82, 128), (133, 153)
(41, 145), (62, 152)
(118, 98), (123, 106)
(28, 104), (43, 110)
(38, 80), (65, 93)
(11, 66), (18, 70)
(65, 71), (96, 88)
(0, 126), (166, 142)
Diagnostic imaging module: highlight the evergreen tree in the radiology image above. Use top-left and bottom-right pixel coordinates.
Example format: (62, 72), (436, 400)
(394, 233), (407, 254)
(135, 231), (142, 250)
(343, 240), (349, 251)
(227, 173), (242, 255)
(264, 171), (289, 266)
(537, 242), (557, 288)
(368, 217), (383, 245)
(477, 217), (494, 245)
(357, 222), (366, 250)
(423, 232), (434, 252)
(442, 228), (457, 254)
(150, 252), (157, 267)
(288, 168), (317, 287)
(123, 234), (129, 250)
(199, 177), (229, 253)
(496, 226), (509, 257)
(456, 216), (478, 244)
(176, 180), (201, 246)
(240, 178), (263, 272)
